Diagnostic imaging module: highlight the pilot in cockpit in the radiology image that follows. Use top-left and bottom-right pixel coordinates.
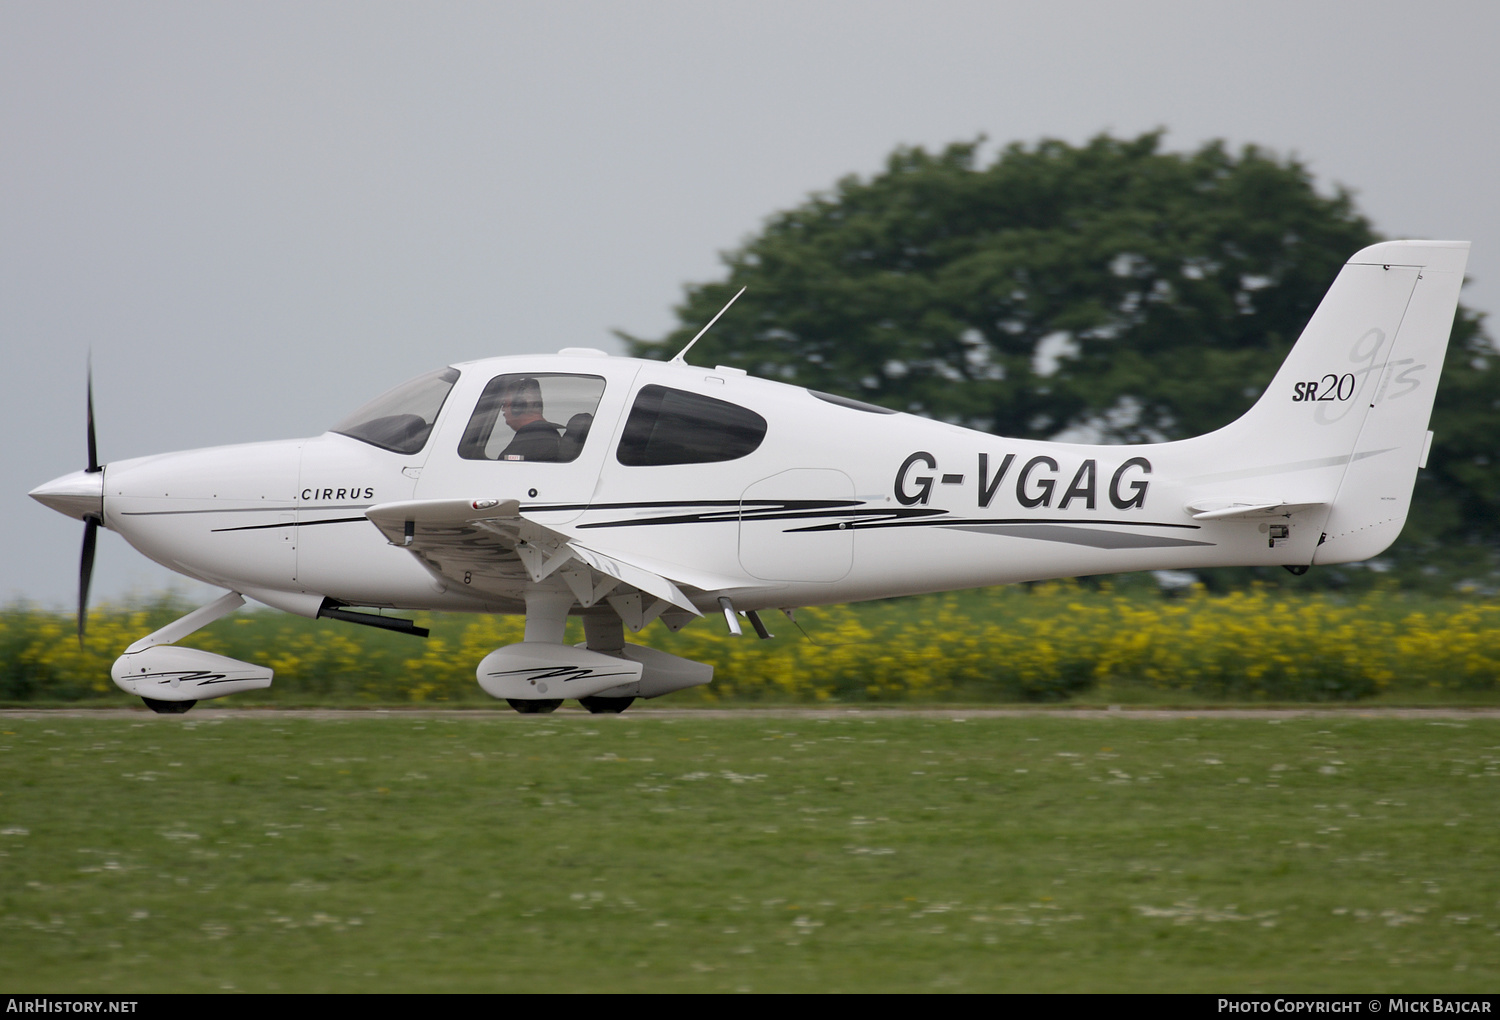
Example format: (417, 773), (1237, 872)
(498, 377), (564, 461)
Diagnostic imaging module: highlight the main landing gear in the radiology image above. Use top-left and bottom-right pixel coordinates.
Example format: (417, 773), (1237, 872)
(579, 696), (635, 714)
(503, 695), (635, 714)
(506, 698), (563, 714)
(498, 603), (641, 715)
(488, 594), (711, 714)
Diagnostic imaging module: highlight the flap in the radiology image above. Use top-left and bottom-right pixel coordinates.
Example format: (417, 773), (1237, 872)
(365, 499), (710, 616)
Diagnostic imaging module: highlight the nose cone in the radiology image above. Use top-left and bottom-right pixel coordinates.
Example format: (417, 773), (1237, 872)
(30, 468), (104, 521)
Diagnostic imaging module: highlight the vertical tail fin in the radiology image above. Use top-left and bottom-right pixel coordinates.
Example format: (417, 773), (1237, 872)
(1312, 241), (1469, 562)
(1198, 240), (1469, 563)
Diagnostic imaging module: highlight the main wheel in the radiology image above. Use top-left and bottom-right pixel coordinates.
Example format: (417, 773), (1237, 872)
(578, 696), (635, 714)
(141, 697), (195, 715)
(506, 698), (563, 714)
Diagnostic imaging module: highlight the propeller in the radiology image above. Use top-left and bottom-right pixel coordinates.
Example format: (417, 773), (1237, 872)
(78, 362), (103, 645)
(86, 359), (99, 474)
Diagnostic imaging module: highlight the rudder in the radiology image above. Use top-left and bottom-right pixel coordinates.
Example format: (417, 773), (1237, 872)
(1312, 241), (1469, 563)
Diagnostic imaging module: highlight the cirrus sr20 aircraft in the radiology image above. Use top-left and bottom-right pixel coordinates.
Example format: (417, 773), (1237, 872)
(30, 240), (1470, 714)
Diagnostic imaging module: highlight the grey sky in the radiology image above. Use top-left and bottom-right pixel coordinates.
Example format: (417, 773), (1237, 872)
(5, 0), (1497, 608)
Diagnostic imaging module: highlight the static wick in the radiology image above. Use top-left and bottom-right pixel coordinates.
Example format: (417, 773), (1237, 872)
(669, 286), (747, 365)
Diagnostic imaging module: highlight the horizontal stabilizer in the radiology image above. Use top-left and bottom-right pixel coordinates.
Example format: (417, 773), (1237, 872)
(1186, 500), (1328, 521)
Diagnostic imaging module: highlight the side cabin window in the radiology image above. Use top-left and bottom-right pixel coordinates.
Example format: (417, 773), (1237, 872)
(457, 373), (606, 463)
(616, 384), (767, 466)
(331, 367), (459, 455)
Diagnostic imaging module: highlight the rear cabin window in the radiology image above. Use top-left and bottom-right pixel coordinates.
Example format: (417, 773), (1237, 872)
(457, 373), (606, 463)
(616, 384), (767, 466)
(331, 367), (459, 455)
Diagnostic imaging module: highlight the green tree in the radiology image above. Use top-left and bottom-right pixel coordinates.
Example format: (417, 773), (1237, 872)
(624, 133), (1498, 584)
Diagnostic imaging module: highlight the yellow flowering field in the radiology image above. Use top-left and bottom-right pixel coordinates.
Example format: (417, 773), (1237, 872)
(2, 583), (1498, 704)
(669, 583), (1500, 703)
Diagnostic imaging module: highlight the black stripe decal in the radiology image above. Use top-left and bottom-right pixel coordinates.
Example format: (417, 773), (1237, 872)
(135, 497), (1204, 544)
(575, 500), (928, 530)
(787, 515), (1200, 533)
(121, 505), (312, 516)
(211, 517), (368, 533)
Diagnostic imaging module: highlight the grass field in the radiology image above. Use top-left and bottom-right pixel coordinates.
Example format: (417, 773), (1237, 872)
(2, 710), (1497, 992)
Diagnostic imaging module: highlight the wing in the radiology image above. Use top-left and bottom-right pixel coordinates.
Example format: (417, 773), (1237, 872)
(366, 499), (753, 626)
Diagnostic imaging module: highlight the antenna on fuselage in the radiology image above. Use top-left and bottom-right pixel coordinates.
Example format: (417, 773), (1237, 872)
(669, 286), (746, 365)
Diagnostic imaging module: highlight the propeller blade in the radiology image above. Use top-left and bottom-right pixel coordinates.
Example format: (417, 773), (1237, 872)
(86, 359), (100, 474)
(78, 517), (98, 645)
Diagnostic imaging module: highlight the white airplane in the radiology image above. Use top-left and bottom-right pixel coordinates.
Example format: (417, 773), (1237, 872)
(30, 240), (1470, 714)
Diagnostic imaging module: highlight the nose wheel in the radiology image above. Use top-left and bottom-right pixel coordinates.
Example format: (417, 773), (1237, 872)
(141, 697), (196, 715)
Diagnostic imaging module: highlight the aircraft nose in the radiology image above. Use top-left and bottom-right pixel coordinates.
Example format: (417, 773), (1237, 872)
(29, 469), (104, 521)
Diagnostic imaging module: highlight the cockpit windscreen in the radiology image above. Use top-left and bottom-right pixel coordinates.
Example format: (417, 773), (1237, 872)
(331, 368), (460, 454)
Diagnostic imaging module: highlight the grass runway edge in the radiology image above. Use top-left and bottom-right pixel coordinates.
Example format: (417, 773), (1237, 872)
(1, 711), (1496, 992)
